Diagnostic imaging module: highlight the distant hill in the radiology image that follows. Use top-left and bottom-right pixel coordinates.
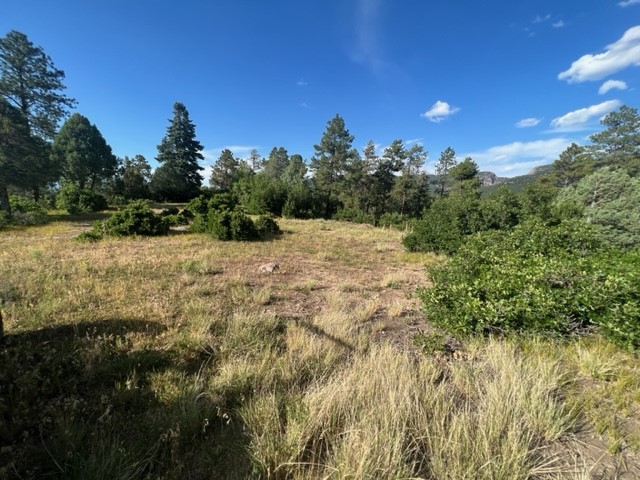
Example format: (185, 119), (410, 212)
(481, 164), (552, 194)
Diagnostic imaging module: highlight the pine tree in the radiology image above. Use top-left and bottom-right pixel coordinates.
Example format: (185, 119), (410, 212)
(0, 30), (76, 199)
(263, 147), (289, 179)
(151, 102), (204, 201)
(0, 98), (31, 214)
(51, 113), (117, 189)
(210, 149), (240, 192)
(434, 147), (457, 197)
(310, 114), (358, 217)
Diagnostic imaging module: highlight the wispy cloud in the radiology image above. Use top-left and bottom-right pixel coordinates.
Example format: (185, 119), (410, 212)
(300, 102), (310, 108)
(599, 79), (628, 94)
(421, 100), (460, 123)
(201, 145), (260, 162)
(552, 20), (566, 28)
(558, 25), (640, 82)
(515, 117), (542, 128)
(464, 138), (573, 175)
(296, 79), (308, 86)
(619, 0), (640, 7)
(550, 100), (621, 131)
(351, 0), (390, 74)
(532, 14), (551, 24)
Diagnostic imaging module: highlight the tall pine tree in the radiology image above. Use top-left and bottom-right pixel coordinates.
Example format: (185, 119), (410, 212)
(0, 30), (76, 199)
(151, 102), (204, 201)
(310, 114), (358, 217)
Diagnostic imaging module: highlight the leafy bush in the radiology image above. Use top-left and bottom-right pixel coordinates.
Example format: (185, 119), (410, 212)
(419, 219), (640, 350)
(56, 183), (108, 214)
(159, 207), (190, 226)
(8, 195), (47, 225)
(204, 209), (258, 241)
(333, 207), (375, 225)
(403, 192), (485, 254)
(0, 210), (8, 229)
(79, 201), (169, 240)
(254, 215), (281, 237)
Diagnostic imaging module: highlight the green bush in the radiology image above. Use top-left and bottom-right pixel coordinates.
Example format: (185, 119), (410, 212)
(254, 215), (281, 237)
(81, 201), (169, 239)
(419, 219), (640, 350)
(8, 195), (47, 225)
(0, 211), (8, 229)
(378, 212), (413, 229)
(56, 183), (108, 214)
(333, 207), (375, 225)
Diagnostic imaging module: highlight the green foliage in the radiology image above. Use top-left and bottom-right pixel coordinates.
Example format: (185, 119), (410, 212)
(310, 114), (358, 217)
(590, 105), (640, 174)
(419, 219), (640, 350)
(0, 30), (76, 140)
(0, 210), (8, 229)
(151, 102), (204, 201)
(282, 182), (316, 219)
(51, 113), (117, 189)
(210, 148), (241, 192)
(235, 174), (287, 216)
(254, 215), (281, 237)
(434, 146), (457, 197)
(83, 200), (169, 239)
(56, 182), (108, 214)
(333, 207), (375, 225)
(8, 194), (47, 225)
(555, 168), (640, 250)
(378, 212), (413, 229)
(206, 209), (258, 241)
(263, 146), (289, 179)
(403, 191), (483, 254)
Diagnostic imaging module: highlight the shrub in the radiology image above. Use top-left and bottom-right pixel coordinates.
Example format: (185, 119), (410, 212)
(333, 207), (375, 225)
(254, 215), (281, 237)
(81, 201), (169, 239)
(378, 212), (413, 229)
(419, 219), (640, 350)
(0, 210), (8, 229)
(56, 183), (108, 214)
(159, 207), (190, 226)
(8, 195), (47, 225)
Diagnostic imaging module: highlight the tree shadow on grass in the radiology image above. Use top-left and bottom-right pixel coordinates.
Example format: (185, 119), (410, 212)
(0, 318), (253, 479)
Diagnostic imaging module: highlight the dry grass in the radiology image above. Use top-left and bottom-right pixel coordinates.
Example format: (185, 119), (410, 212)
(1, 215), (639, 479)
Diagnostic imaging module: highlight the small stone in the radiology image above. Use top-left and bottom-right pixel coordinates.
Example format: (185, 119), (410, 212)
(258, 262), (279, 273)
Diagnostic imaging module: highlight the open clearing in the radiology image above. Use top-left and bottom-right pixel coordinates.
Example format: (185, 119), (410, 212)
(1, 217), (639, 479)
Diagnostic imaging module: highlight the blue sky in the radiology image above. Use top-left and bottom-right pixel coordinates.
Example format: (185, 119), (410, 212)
(2, 1), (639, 177)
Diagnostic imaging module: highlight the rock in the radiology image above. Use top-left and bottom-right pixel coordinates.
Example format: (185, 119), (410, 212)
(258, 262), (279, 273)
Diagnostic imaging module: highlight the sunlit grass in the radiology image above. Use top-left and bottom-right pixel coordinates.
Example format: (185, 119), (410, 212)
(1, 215), (639, 479)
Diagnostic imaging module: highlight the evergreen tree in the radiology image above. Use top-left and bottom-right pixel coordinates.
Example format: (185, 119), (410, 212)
(283, 154), (307, 184)
(210, 148), (240, 192)
(590, 105), (640, 175)
(0, 30), (75, 139)
(391, 143), (430, 216)
(0, 97), (31, 214)
(0, 30), (76, 199)
(310, 114), (358, 217)
(151, 102), (204, 201)
(434, 146), (457, 197)
(550, 143), (593, 187)
(369, 140), (398, 217)
(248, 148), (264, 172)
(263, 147), (289, 179)
(51, 113), (117, 189)
(120, 154), (151, 199)
(449, 157), (480, 193)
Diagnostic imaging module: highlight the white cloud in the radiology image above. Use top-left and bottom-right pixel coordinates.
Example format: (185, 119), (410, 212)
(558, 25), (640, 82)
(552, 20), (566, 28)
(464, 138), (573, 176)
(598, 79), (628, 94)
(296, 79), (308, 86)
(352, 0), (389, 74)
(300, 102), (310, 108)
(421, 100), (460, 123)
(619, 0), (640, 7)
(532, 14), (551, 24)
(550, 100), (621, 130)
(201, 145), (260, 162)
(515, 117), (542, 128)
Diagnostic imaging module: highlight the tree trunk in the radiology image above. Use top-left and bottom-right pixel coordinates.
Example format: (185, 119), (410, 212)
(32, 185), (40, 202)
(0, 181), (11, 216)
